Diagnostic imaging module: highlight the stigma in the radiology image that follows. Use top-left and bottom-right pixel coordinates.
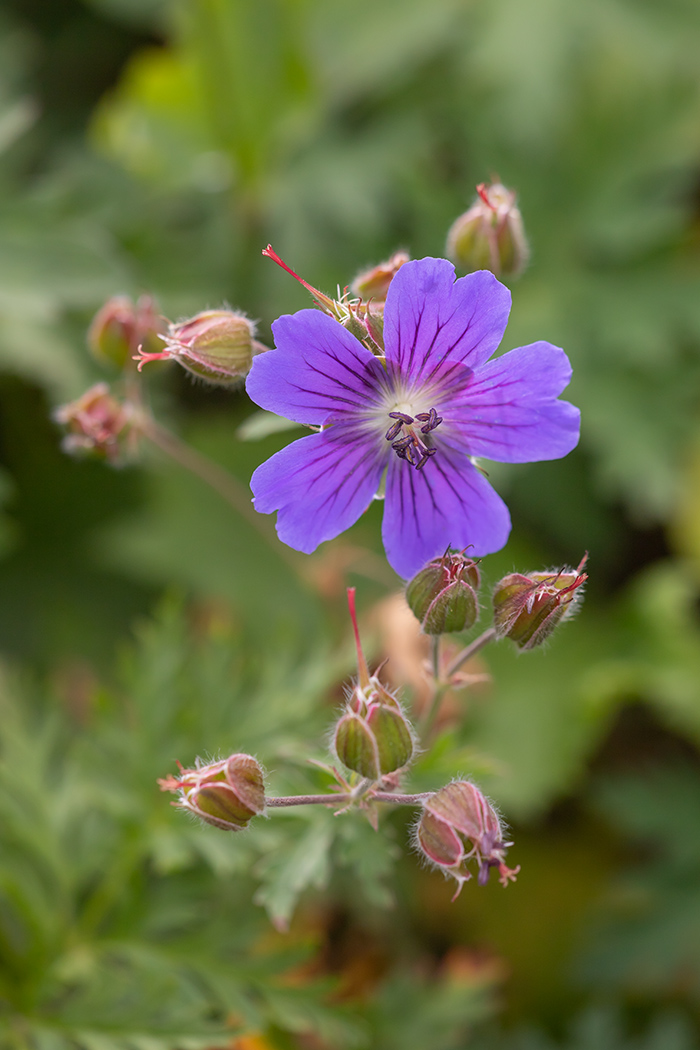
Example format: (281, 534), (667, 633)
(385, 407), (443, 470)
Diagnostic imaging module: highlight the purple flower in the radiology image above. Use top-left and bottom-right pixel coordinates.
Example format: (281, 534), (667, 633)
(246, 257), (580, 579)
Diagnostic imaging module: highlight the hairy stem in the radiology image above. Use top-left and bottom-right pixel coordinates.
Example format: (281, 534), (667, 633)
(266, 791), (433, 808)
(444, 626), (497, 678)
(419, 626), (498, 741)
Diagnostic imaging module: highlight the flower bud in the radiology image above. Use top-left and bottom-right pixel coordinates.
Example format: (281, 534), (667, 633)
(446, 182), (529, 278)
(136, 309), (258, 385)
(333, 589), (415, 781)
(88, 295), (165, 370)
(492, 556), (587, 650)
(158, 753), (265, 831)
(415, 781), (519, 897)
(350, 252), (410, 303)
(53, 382), (134, 464)
(405, 551), (480, 635)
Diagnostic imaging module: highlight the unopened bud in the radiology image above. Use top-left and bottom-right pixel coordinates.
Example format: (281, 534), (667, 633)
(334, 589), (415, 781)
(350, 252), (410, 303)
(158, 753), (265, 831)
(406, 551), (480, 634)
(416, 781), (519, 897)
(492, 556), (587, 650)
(446, 182), (529, 278)
(88, 295), (165, 370)
(53, 382), (134, 464)
(136, 309), (258, 385)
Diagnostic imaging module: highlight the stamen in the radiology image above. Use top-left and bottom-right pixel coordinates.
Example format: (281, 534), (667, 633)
(385, 405), (443, 470)
(415, 448), (437, 470)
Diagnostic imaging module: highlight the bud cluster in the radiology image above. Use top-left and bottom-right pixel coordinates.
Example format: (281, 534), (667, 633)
(333, 589), (414, 782)
(416, 781), (519, 898)
(405, 550), (480, 635)
(158, 753), (265, 831)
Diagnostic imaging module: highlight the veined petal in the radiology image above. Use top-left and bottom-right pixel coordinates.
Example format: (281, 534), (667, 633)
(382, 443), (511, 579)
(453, 342), (581, 463)
(383, 258), (511, 387)
(246, 309), (387, 425)
(250, 427), (386, 554)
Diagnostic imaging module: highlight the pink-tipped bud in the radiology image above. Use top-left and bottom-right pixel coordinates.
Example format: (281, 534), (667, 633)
(446, 182), (529, 278)
(53, 382), (134, 464)
(88, 295), (165, 370)
(158, 753), (265, 831)
(333, 589), (415, 781)
(136, 309), (259, 385)
(405, 551), (480, 635)
(416, 781), (519, 897)
(350, 252), (410, 303)
(492, 556), (587, 650)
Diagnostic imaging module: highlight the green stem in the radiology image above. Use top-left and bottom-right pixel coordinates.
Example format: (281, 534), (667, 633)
(444, 626), (497, 678)
(139, 414), (303, 574)
(419, 626), (498, 741)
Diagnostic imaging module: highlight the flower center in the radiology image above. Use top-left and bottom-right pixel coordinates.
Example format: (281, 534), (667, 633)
(385, 408), (443, 470)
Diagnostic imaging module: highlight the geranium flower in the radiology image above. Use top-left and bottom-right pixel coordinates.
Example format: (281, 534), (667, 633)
(246, 257), (579, 578)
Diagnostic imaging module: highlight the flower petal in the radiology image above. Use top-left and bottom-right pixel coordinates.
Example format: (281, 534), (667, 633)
(381, 443), (511, 579)
(250, 427), (386, 554)
(453, 342), (581, 462)
(246, 309), (387, 425)
(383, 258), (511, 387)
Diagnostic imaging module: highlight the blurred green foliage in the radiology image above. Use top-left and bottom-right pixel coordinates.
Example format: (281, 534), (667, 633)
(2, 0), (700, 1045)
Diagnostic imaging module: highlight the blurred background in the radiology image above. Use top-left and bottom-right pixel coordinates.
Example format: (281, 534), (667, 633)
(2, 0), (700, 1047)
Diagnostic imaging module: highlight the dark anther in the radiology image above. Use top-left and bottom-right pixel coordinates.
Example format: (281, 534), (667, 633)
(415, 448), (438, 470)
(388, 411), (415, 424)
(419, 408), (443, 434)
(392, 435), (413, 451)
(385, 420), (404, 441)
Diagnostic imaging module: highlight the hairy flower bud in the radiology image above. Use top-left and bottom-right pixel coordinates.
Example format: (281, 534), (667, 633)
(53, 382), (134, 464)
(136, 309), (259, 385)
(88, 295), (165, 370)
(416, 781), (519, 897)
(492, 556), (587, 649)
(446, 182), (529, 278)
(158, 753), (265, 831)
(334, 589), (415, 781)
(406, 551), (480, 634)
(350, 252), (410, 303)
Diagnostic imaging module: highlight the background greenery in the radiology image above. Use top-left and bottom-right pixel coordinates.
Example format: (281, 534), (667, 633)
(2, 0), (700, 1046)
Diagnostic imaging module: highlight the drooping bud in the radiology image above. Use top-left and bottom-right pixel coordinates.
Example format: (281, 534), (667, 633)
(88, 295), (165, 370)
(53, 382), (135, 464)
(492, 556), (587, 650)
(333, 589), (415, 781)
(405, 551), (480, 635)
(415, 781), (519, 898)
(158, 753), (265, 831)
(135, 309), (260, 385)
(350, 251), (410, 303)
(446, 182), (529, 278)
